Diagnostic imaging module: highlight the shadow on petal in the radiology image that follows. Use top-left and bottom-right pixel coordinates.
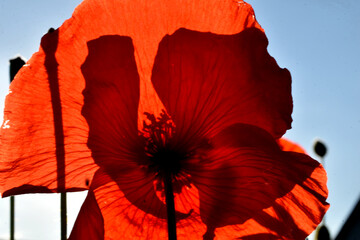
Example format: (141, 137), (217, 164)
(80, 36), (191, 232)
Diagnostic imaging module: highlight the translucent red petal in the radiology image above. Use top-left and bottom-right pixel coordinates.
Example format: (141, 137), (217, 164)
(278, 138), (307, 154)
(152, 28), (292, 144)
(185, 124), (329, 239)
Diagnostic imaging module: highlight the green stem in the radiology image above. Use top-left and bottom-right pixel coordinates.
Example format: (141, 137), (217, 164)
(164, 172), (177, 240)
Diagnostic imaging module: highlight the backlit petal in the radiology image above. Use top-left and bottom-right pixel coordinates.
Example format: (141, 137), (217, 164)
(152, 28), (292, 144)
(81, 35), (142, 173)
(75, 170), (206, 239)
(1, 31), (142, 196)
(68, 190), (104, 240)
(185, 124), (328, 239)
(0, 30), (98, 195)
(278, 138), (307, 154)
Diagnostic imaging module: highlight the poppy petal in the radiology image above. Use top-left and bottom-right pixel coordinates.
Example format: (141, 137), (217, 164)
(151, 27), (292, 145)
(278, 138), (307, 154)
(68, 190), (104, 240)
(185, 124), (328, 239)
(0, 30), (98, 196)
(80, 169), (203, 239)
(0, 30), (142, 196)
(81, 35), (142, 172)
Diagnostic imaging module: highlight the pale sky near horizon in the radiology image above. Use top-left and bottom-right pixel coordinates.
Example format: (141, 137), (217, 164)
(0, 0), (359, 239)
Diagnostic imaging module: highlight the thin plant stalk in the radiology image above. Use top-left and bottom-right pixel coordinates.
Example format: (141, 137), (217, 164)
(61, 192), (67, 240)
(10, 196), (14, 240)
(164, 172), (177, 240)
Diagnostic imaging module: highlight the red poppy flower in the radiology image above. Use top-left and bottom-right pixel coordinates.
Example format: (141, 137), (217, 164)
(0, 0), (328, 239)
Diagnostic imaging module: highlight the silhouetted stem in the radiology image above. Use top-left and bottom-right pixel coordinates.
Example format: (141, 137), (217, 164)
(10, 196), (14, 240)
(61, 192), (67, 240)
(164, 172), (177, 240)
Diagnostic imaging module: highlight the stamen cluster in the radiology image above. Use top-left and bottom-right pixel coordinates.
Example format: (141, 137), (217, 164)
(141, 110), (187, 178)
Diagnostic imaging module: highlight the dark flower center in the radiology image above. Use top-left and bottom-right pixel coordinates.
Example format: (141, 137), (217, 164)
(149, 147), (185, 176)
(141, 110), (188, 178)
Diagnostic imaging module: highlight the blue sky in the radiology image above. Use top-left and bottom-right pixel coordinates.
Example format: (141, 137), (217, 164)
(0, 0), (359, 239)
